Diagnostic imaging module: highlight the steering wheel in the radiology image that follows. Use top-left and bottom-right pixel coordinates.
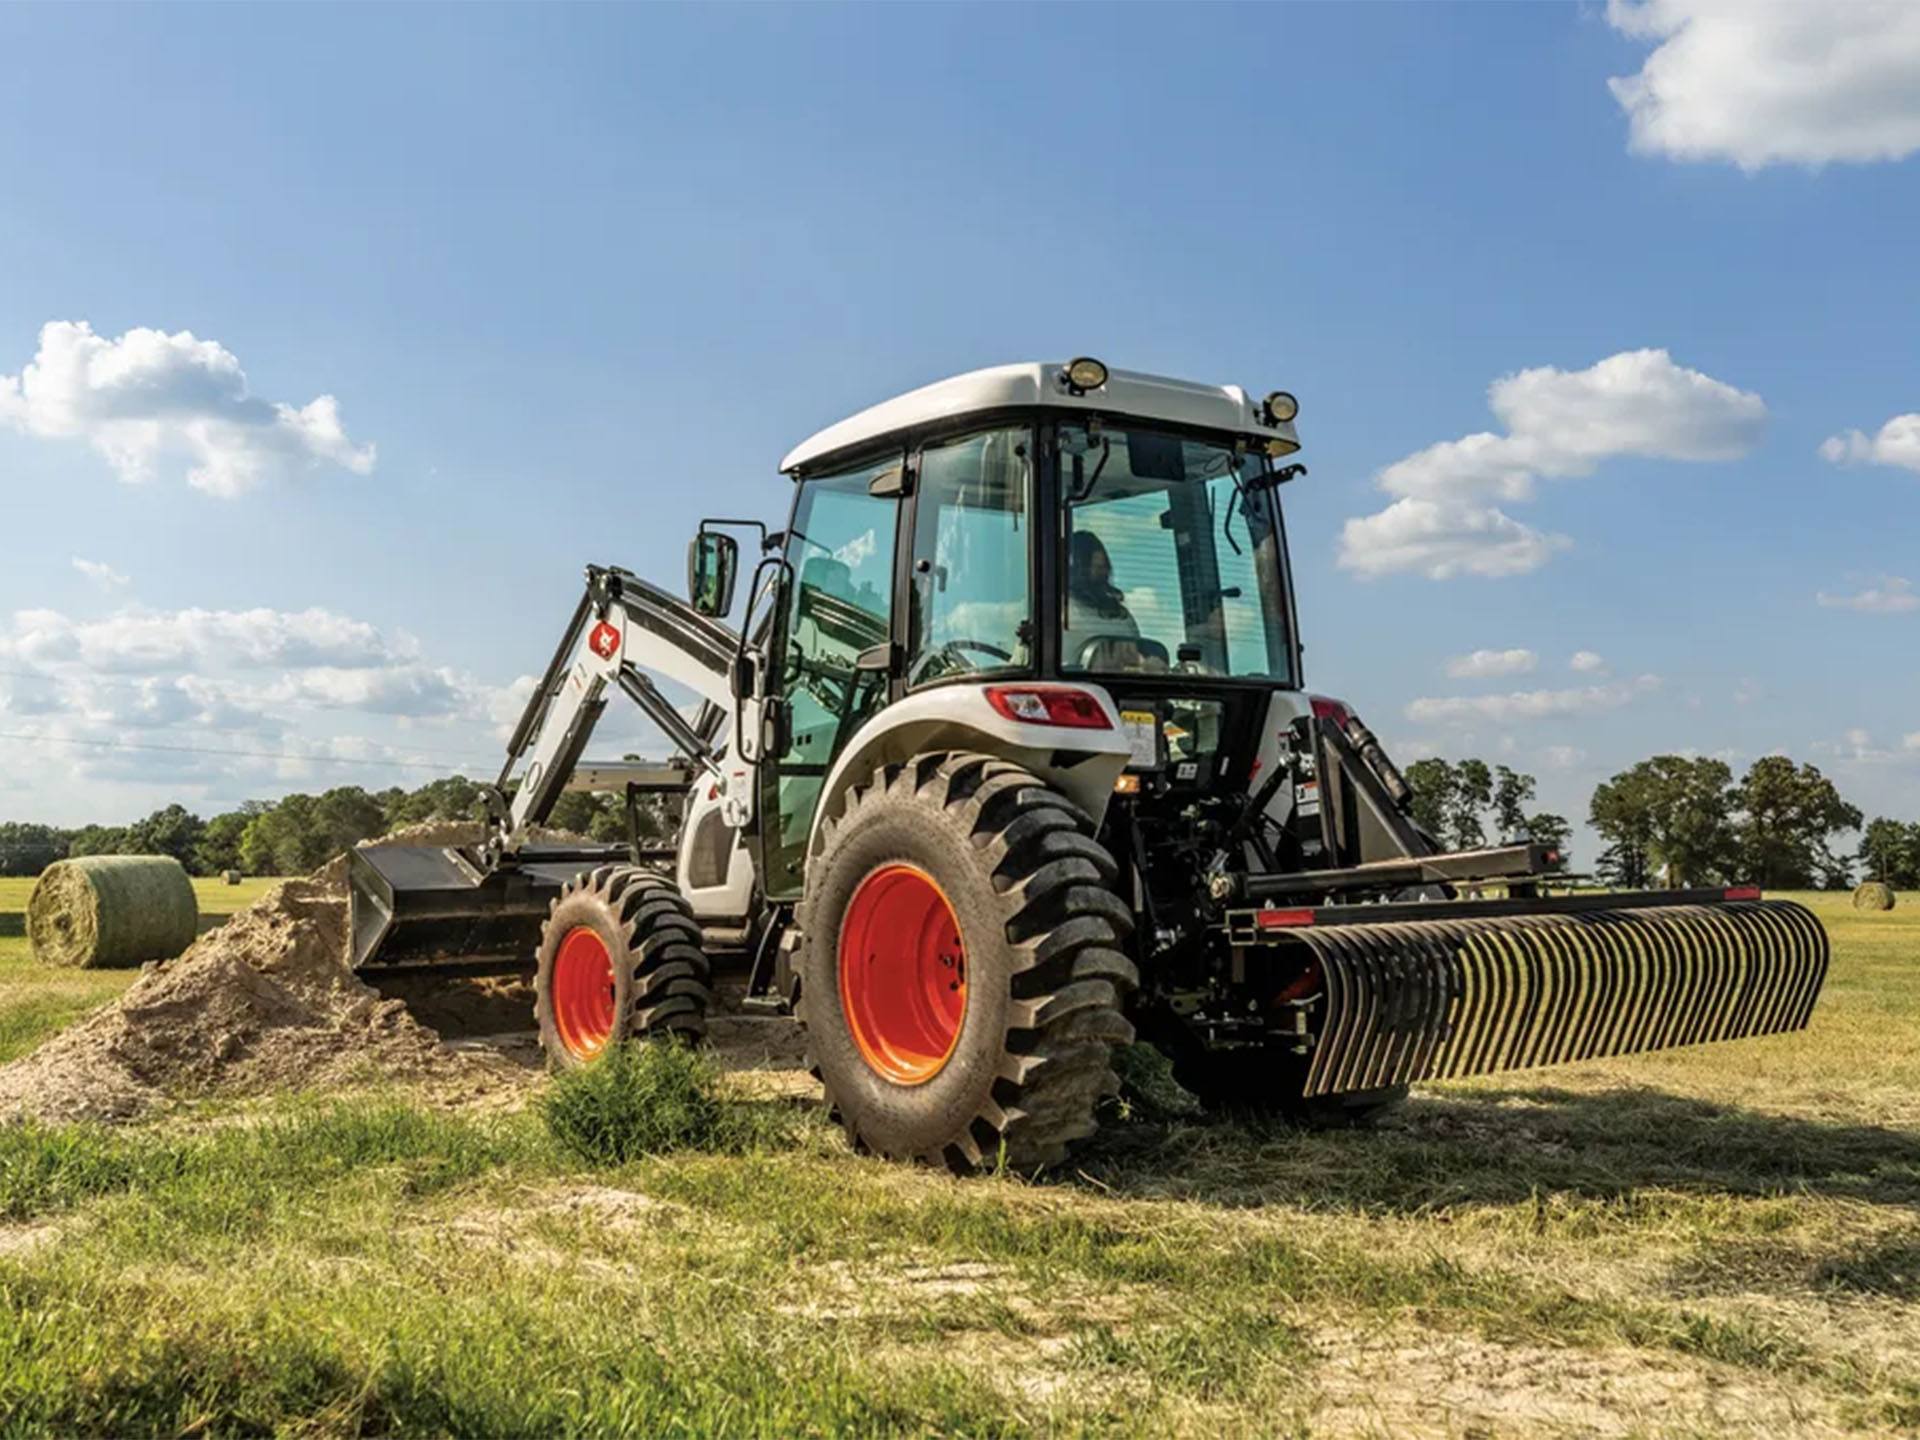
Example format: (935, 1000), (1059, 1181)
(910, 637), (1014, 683)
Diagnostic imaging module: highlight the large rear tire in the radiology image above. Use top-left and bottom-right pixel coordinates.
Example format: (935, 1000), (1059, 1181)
(535, 865), (711, 1069)
(798, 753), (1136, 1171)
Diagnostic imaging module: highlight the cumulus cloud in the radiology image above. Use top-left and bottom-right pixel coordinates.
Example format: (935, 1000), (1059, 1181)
(1821, 413), (1920, 473)
(1338, 350), (1764, 580)
(1337, 499), (1566, 581)
(1569, 650), (1606, 673)
(0, 320), (375, 496)
(1405, 675), (1661, 726)
(1606, 1), (1920, 170)
(1816, 576), (1919, 614)
(4, 604), (408, 674)
(1445, 647), (1537, 679)
(71, 557), (129, 590)
(0, 607), (521, 806)
(266, 666), (471, 720)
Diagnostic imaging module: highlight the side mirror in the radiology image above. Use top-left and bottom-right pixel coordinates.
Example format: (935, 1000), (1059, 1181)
(687, 530), (739, 617)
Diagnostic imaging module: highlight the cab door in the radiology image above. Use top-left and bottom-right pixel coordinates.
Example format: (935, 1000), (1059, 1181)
(756, 454), (902, 900)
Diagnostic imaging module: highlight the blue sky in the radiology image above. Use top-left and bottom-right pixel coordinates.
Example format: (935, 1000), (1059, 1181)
(1, 2), (1916, 861)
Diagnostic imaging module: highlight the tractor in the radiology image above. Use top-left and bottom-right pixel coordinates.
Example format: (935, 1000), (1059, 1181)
(349, 358), (1828, 1169)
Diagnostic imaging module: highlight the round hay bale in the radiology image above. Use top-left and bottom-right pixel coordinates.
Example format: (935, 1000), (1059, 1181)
(1853, 881), (1897, 912)
(223, 869), (243, 886)
(26, 856), (199, 968)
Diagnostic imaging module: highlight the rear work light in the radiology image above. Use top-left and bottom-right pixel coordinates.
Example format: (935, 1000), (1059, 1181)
(984, 685), (1113, 730)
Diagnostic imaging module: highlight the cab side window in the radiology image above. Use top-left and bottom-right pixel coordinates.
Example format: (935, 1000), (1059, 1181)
(906, 427), (1033, 688)
(764, 457), (899, 894)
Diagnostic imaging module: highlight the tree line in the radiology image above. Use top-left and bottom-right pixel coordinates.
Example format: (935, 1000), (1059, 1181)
(0, 777), (667, 878)
(1404, 752), (1880, 890)
(1401, 759), (1574, 861)
(0, 751), (1903, 890)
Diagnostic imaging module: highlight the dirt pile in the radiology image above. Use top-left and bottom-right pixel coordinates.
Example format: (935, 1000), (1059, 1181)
(0, 856), (517, 1125)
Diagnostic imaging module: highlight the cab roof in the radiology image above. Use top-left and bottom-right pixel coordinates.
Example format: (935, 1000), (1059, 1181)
(779, 361), (1300, 475)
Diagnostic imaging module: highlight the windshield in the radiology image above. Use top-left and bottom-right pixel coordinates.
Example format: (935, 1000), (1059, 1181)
(1059, 423), (1294, 681)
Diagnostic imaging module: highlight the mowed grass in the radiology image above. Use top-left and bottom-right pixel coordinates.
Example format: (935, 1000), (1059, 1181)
(0, 891), (1913, 1435)
(0, 875), (283, 1063)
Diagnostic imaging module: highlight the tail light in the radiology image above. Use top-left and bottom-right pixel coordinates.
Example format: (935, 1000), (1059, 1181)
(984, 685), (1113, 730)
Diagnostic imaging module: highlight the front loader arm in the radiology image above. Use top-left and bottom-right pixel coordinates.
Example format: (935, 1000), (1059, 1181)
(492, 565), (740, 853)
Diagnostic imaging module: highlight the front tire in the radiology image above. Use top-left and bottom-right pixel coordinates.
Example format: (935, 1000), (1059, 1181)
(798, 753), (1137, 1171)
(535, 865), (711, 1069)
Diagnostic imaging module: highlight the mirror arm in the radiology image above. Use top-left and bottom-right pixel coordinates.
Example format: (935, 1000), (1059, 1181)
(698, 517), (769, 549)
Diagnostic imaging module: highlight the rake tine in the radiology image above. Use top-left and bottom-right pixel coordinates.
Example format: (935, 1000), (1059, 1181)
(1285, 899), (1824, 1094)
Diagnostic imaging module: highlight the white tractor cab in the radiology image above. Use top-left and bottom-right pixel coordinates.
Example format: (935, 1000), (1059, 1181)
(349, 359), (1827, 1171)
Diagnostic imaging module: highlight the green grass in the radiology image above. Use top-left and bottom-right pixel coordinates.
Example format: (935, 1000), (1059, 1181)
(0, 873), (285, 919)
(542, 1037), (800, 1162)
(0, 890), (1911, 1434)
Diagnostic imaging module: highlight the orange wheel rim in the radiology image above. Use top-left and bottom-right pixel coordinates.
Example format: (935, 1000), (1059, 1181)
(838, 864), (967, 1085)
(553, 926), (616, 1059)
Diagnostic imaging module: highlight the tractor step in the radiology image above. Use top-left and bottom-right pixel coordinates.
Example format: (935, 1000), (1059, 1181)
(1257, 898), (1828, 1096)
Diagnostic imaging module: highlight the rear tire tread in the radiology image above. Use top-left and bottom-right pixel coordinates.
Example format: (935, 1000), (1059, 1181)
(800, 752), (1135, 1171)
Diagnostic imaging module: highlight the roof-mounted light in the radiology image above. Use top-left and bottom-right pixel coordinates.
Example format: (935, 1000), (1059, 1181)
(1062, 357), (1109, 394)
(1263, 390), (1299, 425)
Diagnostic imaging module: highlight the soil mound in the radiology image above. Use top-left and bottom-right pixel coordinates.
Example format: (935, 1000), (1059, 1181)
(0, 861), (511, 1125)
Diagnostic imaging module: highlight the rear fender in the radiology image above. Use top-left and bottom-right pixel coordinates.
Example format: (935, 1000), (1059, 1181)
(806, 682), (1132, 864)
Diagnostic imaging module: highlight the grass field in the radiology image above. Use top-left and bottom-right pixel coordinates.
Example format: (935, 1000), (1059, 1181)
(0, 875), (284, 1064)
(0, 890), (1915, 1436)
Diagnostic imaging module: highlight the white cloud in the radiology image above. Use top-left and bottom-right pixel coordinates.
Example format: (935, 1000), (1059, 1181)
(0, 320), (375, 497)
(1338, 498), (1570, 581)
(0, 602), (536, 819)
(1607, 1), (1920, 169)
(266, 665), (470, 720)
(1445, 647), (1537, 679)
(1732, 677), (1762, 706)
(1569, 649), (1606, 673)
(1821, 414), (1920, 473)
(71, 557), (129, 590)
(1816, 576), (1919, 614)
(4, 604), (408, 674)
(1542, 744), (1589, 770)
(1338, 350), (1764, 579)
(1405, 675), (1661, 726)
(1812, 727), (1920, 767)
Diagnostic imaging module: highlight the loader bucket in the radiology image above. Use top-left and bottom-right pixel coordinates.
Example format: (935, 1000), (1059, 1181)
(1284, 899), (1827, 1096)
(347, 842), (632, 975)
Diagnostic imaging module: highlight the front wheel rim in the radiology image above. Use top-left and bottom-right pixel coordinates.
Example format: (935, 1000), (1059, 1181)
(552, 926), (616, 1059)
(838, 864), (967, 1085)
